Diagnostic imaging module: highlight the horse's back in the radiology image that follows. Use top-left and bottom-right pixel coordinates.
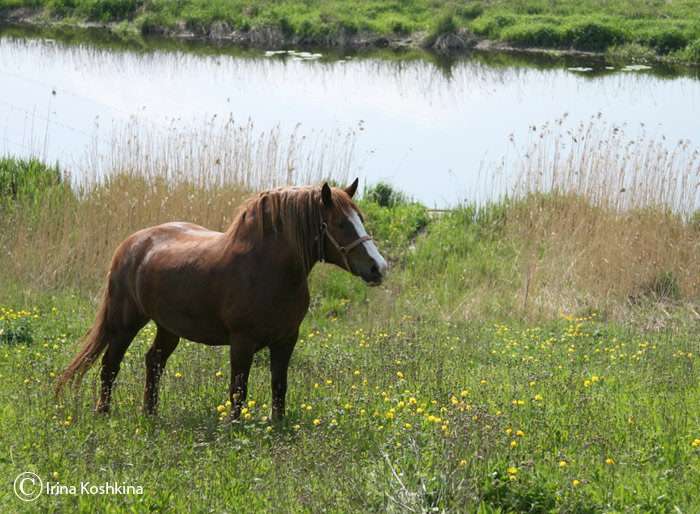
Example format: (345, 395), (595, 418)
(106, 222), (229, 335)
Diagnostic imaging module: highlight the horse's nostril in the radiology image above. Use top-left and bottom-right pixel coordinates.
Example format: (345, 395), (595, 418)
(371, 264), (379, 275)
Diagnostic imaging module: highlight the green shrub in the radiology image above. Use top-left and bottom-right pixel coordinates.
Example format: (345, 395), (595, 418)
(643, 27), (689, 55)
(689, 39), (700, 61)
(48, 0), (77, 15)
(364, 182), (407, 208)
(565, 20), (625, 51)
(0, 157), (61, 208)
(501, 22), (563, 47)
(455, 3), (484, 21)
(470, 13), (517, 39)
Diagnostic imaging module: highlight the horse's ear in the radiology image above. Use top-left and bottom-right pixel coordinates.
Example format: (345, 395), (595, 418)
(321, 182), (333, 207)
(344, 178), (359, 199)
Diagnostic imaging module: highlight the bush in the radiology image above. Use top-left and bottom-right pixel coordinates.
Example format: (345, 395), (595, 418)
(470, 13), (517, 39)
(364, 182), (407, 208)
(0, 157), (61, 208)
(689, 39), (700, 61)
(456, 4), (484, 21)
(501, 22), (563, 47)
(565, 20), (625, 51)
(643, 27), (689, 55)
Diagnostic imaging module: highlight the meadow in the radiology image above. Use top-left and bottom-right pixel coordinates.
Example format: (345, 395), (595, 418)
(1, 0), (700, 63)
(1, 120), (700, 511)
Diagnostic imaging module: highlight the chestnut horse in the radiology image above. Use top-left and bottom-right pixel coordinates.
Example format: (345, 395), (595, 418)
(56, 180), (387, 420)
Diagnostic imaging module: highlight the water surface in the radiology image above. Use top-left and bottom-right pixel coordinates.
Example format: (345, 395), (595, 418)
(1, 27), (699, 206)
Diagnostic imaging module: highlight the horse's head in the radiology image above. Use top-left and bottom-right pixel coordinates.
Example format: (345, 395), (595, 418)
(320, 179), (388, 286)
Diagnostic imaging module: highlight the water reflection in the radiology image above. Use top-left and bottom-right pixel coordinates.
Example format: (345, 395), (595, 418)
(1, 25), (699, 206)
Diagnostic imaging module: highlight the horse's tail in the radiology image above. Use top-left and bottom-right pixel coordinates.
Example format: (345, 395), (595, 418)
(55, 282), (111, 400)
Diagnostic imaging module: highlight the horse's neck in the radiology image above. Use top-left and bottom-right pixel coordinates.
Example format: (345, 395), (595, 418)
(226, 224), (316, 279)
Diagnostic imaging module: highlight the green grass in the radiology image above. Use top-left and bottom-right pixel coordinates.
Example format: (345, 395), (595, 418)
(1, 177), (699, 511)
(2, 0), (700, 63)
(1, 296), (698, 510)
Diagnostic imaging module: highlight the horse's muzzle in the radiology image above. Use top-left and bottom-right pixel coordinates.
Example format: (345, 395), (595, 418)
(361, 259), (388, 286)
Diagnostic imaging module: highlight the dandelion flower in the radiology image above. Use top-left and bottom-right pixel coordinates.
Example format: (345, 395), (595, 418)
(573, 479), (580, 487)
(396, 371), (404, 378)
(507, 467), (517, 474)
(313, 419), (320, 426)
(510, 441), (517, 447)
(559, 461), (567, 467)
(584, 380), (591, 387)
(506, 428), (513, 435)
(516, 430), (525, 437)
(605, 458), (615, 465)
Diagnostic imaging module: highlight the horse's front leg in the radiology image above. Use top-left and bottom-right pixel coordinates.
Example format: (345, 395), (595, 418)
(269, 331), (298, 421)
(229, 334), (255, 419)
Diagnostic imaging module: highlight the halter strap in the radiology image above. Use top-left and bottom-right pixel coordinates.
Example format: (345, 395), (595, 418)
(318, 216), (372, 273)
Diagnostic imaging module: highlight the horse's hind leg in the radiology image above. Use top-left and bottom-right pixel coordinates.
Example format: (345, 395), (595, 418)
(142, 325), (179, 415)
(96, 320), (147, 413)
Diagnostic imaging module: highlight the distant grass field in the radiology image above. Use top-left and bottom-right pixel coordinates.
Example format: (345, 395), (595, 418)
(1, 0), (700, 63)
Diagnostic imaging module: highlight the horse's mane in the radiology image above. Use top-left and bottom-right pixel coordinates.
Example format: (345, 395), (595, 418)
(227, 184), (359, 271)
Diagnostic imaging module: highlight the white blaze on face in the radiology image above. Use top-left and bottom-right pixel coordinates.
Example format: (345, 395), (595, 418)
(346, 208), (389, 279)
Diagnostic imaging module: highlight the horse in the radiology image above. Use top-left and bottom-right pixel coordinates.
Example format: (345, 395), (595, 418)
(55, 179), (388, 420)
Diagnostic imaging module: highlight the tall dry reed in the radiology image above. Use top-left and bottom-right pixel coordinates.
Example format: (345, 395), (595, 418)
(1, 118), (355, 300)
(504, 115), (700, 323)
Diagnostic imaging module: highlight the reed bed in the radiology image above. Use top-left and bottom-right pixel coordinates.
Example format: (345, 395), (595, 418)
(0, 117), (354, 300)
(2, 114), (700, 325)
(488, 116), (700, 323)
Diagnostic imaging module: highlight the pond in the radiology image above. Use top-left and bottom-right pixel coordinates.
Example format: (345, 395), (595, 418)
(2, 26), (700, 206)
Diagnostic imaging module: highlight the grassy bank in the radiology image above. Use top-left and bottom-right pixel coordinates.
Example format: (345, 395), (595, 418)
(1, 1), (700, 63)
(1, 118), (700, 510)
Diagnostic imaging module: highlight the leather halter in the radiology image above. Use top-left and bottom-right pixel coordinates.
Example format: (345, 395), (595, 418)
(318, 212), (372, 273)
